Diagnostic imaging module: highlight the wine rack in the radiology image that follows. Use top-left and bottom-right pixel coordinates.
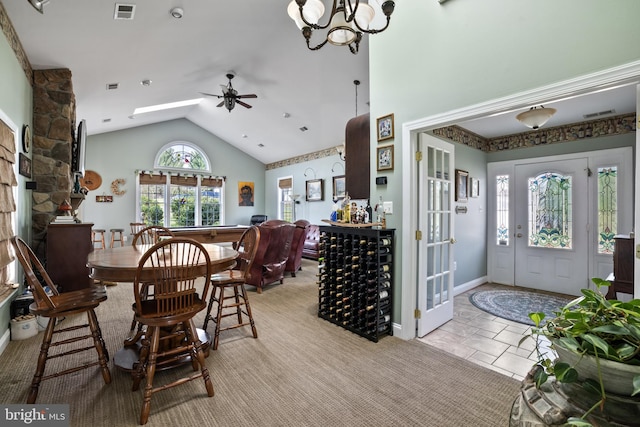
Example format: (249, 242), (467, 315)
(317, 225), (394, 342)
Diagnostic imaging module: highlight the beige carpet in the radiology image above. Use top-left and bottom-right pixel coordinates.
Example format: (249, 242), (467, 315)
(0, 259), (520, 426)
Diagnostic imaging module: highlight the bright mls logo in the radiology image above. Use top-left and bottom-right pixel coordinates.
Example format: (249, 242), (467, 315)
(1, 405), (69, 426)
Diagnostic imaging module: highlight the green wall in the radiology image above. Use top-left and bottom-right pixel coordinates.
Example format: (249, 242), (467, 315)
(0, 23), (33, 350)
(368, 0), (640, 337)
(265, 154), (346, 225)
(81, 119), (266, 232)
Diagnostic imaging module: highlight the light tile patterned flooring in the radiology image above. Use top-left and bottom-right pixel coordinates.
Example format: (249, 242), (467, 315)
(417, 283), (555, 382)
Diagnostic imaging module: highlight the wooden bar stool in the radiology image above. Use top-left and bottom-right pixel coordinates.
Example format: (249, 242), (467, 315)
(92, 229), (106, 250)
(203, 226), (259, 350)
(110, 228), (125, 248)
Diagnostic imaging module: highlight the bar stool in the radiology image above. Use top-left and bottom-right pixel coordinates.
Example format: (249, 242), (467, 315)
(92, 229), (106, 250)
(110, 228), (125, 248)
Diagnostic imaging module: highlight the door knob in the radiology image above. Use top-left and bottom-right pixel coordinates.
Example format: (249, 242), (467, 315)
(516, 233), (523, 238)
(449, 238), (456, 244)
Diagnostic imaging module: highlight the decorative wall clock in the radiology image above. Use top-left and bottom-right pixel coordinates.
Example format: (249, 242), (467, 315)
(79, 170), (102, 191)
(22, 125), (31, 153)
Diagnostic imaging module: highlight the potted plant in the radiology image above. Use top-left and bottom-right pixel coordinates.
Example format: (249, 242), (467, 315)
(521, 278), (640, 426)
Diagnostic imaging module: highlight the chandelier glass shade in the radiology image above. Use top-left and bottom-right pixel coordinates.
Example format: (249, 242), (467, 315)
(516, 106), (557, 130)
(28, 0), (50, 14)
(287, 0), (395, 54)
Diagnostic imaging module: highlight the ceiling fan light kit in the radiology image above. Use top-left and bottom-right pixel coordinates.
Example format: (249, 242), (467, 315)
(516, 106), (557, 130)
(287, 0), (395, 54)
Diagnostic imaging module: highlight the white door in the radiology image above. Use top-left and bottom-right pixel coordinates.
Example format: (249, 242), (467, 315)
(514, 159), (589, 296)
(417, 133), (455, 337)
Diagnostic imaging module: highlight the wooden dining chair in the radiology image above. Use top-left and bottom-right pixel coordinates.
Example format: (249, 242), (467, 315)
(130, 222), (146, 236)
(130, 238), (214, 425)
(127, 226), (176, 345)
(10, 236), (111, 404)
(132, 225), (174, 247)
(202, 226), (259, 350)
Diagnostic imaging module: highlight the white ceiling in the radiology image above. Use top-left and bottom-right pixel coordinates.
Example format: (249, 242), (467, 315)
(3, 1), (637, 164)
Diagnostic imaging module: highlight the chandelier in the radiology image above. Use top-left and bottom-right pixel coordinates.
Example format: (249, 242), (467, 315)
(287, 0), (396, 54)
(28, 0), (50, 14)
(516, 106), (557, 130)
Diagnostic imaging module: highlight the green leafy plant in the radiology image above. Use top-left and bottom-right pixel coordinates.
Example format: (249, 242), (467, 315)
(522, 277), (640, 425)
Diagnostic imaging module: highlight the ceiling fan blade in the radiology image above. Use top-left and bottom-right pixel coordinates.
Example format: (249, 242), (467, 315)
(236, 100), (253, 109)
(216, 100), (225, 108)
(200, 92), (222, 98)
(237, 94), (257, 99)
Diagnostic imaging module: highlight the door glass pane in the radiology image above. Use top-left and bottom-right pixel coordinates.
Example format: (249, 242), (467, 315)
(527, 172), (572, 249)
(597, 166), (617, 254)
(496, 175), (509, 246)
(426, 246), (434, 277)
(443, 151), (450, 180)
(435, 148), (443, 179)
(427, 147), (435, 178)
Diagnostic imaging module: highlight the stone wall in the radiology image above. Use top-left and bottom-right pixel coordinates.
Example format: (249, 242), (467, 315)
(31, 69), (75, 259)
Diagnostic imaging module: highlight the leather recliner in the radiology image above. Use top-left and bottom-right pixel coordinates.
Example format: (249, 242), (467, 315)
(286, 220), (310, 277)
(245, 220), (295, 293)
(302, 224), (320, 260)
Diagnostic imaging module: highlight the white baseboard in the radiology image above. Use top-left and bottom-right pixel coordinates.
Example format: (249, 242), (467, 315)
(453, 276), (488, 297)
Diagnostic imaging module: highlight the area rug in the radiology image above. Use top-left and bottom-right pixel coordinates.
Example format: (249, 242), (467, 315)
(469, 289), (573, 326)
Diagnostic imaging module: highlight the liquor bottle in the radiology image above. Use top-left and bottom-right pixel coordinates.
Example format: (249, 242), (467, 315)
(365, 199), (372, 223)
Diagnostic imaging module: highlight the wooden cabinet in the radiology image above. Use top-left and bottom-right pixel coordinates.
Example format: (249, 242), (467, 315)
(345, 113), (370, 200)
(318, 225), (393, 342)
(606, 234), (634, 299)
(46, 223), (94, 292)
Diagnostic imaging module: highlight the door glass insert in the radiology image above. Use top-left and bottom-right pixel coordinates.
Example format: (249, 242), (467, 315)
(496, 174), (509, 246)
(527, 172), (572, 249)
(597, 166), (617, 254)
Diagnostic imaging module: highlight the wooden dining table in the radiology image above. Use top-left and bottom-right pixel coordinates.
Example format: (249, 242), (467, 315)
(87, 242), (238, 371)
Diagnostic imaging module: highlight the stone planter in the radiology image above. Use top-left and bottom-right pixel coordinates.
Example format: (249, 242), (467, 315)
(554, 341), (640, 396)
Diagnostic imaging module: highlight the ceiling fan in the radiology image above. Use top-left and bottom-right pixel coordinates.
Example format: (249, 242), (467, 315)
(201, 73), (257, 112)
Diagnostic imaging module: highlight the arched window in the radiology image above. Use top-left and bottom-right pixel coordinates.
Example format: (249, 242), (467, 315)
(136, 142), (224, 226)
(154, 141), (211, 172)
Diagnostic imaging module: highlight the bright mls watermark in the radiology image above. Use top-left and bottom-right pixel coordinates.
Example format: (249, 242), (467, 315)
(1, 405), (69, 426)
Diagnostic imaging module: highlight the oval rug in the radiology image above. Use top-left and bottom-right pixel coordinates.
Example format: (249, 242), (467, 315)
(469, 289), (573, 326)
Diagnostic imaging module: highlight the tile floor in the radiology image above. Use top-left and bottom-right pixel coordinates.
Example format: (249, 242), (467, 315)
(417, 283), (555, 381)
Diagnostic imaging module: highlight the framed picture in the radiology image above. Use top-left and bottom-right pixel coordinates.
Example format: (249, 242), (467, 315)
(306, 179), (324, 202)
(332, 175), (346, 200)
(238, 181), (255, 206)
(470, 177), (480, 198)
(18, 153), (31, 178)
(455, 169), (468, 202)
(376, 113), (394, 142)
(377, 145), (394, 171)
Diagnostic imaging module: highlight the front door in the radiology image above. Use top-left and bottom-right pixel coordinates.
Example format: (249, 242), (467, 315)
(417, 133), (455, 337)
(514, 159), (589, 296)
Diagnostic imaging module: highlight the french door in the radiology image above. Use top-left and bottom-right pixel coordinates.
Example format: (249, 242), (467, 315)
(417, 133), (454, 337)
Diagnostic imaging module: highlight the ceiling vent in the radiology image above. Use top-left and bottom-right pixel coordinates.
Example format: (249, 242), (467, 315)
(583, 109), (615, 119)
(106, 83), (119, 90)
(114, 3), (136, 20)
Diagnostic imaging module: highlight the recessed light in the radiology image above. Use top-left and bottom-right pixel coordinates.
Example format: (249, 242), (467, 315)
(242, 134), (248, 138)
(283, 112), (290, 118)
(102, 118), (111, 123)
(258, 143), (264, 147)
(300, 126), (308, 132)
(106, 83), (119, 90)
(170, 7), (184, 18)
(141, 79), (152, 86)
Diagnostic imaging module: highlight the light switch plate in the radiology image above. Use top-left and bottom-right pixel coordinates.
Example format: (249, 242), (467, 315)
(383, 201), (393, 214)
